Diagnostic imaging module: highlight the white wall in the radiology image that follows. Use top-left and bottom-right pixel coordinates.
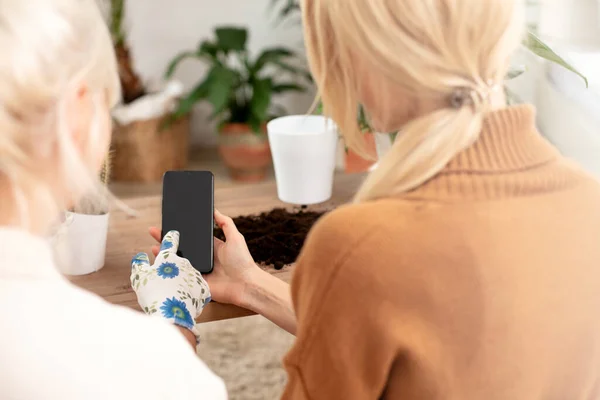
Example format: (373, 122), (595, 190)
(538, 0), (600, 49)
(124, 0), (598, 146)
(125, 0), (314, 146)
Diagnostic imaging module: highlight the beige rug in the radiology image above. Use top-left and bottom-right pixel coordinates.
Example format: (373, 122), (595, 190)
(197, 316), (295, 400)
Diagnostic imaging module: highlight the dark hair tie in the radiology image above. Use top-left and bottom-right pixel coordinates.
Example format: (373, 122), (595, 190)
(448, 81), (501, 111)
(449, 88), (473, 109)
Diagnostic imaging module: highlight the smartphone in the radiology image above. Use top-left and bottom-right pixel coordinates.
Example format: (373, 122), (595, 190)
(161, 170), (214, 274)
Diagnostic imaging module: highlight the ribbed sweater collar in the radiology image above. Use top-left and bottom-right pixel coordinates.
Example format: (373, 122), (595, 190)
(407, 105), (575, 200)
(446, 105), (557, 173)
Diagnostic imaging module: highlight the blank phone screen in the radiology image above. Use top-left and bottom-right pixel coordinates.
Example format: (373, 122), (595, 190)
(162, 171), (214, 274)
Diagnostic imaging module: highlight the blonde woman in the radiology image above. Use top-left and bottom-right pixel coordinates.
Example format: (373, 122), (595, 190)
(150, 0), (600, 398)
(0, 1), (226, 399)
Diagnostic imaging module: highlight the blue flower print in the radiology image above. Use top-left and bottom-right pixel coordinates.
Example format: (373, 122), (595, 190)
(160, 297), (194, 329)
(157, 262), (179, 279)
(131, 253), (149, 268)
(160, 240), (173, 251)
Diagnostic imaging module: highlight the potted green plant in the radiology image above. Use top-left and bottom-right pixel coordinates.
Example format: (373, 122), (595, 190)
(331, 106), (383, 173)
(166, 26), (309, 182)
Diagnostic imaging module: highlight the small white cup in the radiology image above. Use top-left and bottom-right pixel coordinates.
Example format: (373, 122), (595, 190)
(52, 212), (109, 276)
(267, 115), (338, 205)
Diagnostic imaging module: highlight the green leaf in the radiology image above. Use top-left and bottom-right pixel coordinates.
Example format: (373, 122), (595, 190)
(215, 27), (248, 52)
(272, 83), (306, 93)
(278, 1), (301, 21)
(198, 40), (219, 58)
(272, 59), (304, 75)
(206, 65), (238, 118)
(250, 78), (273, 123)
(523, 31), (588, 88)
(170, 76), (211, 120)
(314, 101), (324, 115)
(165, 51), (197, 78)
(269, 0), (301, 24)
(505, 65), (527, 80)
(249, 116), (262, 134)
(110, 0), (126, 46)
(358, 105), (371, 131)
(303, 71), (314, 83)
(143, 278), (148, 285)
(252, 48), (295, 74)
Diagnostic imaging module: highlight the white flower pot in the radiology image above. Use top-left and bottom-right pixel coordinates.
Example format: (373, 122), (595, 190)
(51, 212), (109, 276)
(374, 132), (393, 158)
(267, 115), (338, 205)
(369, 132), (394, 171)
(335, 136), (346, 171)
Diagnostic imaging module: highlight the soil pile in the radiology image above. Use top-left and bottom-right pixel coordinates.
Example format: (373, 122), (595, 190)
(214, 208), (325, 270)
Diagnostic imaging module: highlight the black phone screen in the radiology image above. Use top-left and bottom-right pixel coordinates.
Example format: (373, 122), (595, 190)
(162, 170), (214, 274)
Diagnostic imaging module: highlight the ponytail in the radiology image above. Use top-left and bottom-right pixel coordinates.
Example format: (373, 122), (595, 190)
(302, 0), (524, 203)
(355, 106), (484, 202)
(355, 83), (500, 202)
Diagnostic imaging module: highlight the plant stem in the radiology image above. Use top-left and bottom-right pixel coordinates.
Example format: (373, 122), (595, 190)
(110, 0), (125, 46)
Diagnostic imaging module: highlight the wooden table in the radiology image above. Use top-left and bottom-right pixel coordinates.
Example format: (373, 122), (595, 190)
(71, 173), (364, 323)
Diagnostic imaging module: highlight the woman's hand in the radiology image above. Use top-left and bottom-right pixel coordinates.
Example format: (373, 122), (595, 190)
(131, 230), (211, 343)
(149, 210), (297, 335)
(148, 210), (262, 308)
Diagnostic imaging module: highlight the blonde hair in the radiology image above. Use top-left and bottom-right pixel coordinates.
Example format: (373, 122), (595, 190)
(302, 0), (524, 201)
(0, 0), (120, 228)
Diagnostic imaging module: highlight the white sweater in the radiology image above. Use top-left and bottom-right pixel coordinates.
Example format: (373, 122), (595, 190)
(0, 229), (227, 400)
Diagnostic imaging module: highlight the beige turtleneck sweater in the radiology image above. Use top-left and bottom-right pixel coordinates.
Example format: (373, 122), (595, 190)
(282, 105), (600, 399)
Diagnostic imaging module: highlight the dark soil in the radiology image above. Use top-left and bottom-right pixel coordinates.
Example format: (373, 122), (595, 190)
(214, 207), (326, 270)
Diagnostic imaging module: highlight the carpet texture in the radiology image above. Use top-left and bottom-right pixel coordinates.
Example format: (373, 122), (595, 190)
(197, 316), (295, 400)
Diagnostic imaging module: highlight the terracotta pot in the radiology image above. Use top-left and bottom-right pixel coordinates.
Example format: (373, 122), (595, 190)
(111, 115), (190, 182)
(344, 132), (378, 173)
(218, 123), (272, 182)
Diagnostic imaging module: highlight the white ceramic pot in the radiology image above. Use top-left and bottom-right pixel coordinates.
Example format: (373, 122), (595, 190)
(335, 136), (346, 172)
(374, 132), (393, 158)
(369, 132), (394, 171)
(267, 115), (338, 205)
(52, 212), (110, 276)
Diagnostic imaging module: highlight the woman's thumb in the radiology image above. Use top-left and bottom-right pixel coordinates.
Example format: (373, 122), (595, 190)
(214, 209), (239, 240)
